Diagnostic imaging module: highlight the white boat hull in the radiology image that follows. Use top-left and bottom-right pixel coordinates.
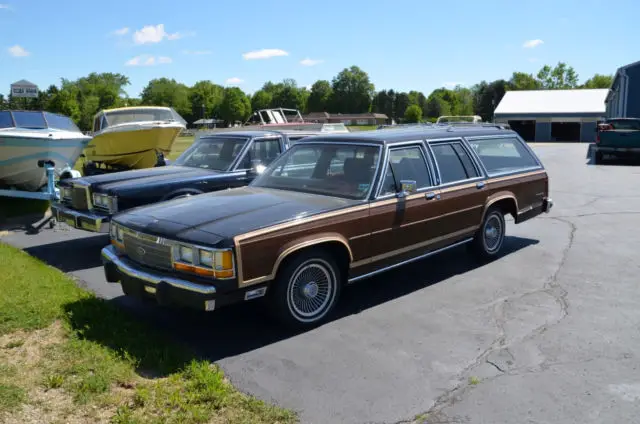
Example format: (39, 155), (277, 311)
(0, 131), (91, 191)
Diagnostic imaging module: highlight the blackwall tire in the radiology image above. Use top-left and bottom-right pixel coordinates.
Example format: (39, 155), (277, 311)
(269, 250), (342, 329)
(470, 207), (506, 261)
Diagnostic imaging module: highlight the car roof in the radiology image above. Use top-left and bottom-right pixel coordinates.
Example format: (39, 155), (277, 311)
(199, 130), (283, 138)
(295, 125), (515, 146)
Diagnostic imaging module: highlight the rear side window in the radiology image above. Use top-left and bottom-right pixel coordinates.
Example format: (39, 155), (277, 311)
(608, 119), (640, 130)
(431, 142), (479, 184)
(466, 137), (539, 176)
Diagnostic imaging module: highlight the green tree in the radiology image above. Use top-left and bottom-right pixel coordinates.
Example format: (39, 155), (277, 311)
(48, 86), (81, 123)
(330, 66), (375, 113)
(394, 92), (410, 121)
(536, 62), (579, 89)
(307, 80), (333, 112)
(140, 78), (191, 121)
(452, 86), (474, 115)
(408, 91), (428, 116)
(251, 90), (273, 111)
(372, 90), (395, 120)
(258, 79), (307, 111)
(189, 80), (225, 121)
(219, 87), (251, 125)
(424, 93), (451, 119)
(508, 72), (541, 90)
(0, 94), (6, 110)
(404, 105), (422, 123)
(471, 79), (508, 122)
(582, 74), (613, 89)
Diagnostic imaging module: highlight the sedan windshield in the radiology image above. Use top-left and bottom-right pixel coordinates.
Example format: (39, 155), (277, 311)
(251, 143), (381, 200)
(174, 136), (250, 171)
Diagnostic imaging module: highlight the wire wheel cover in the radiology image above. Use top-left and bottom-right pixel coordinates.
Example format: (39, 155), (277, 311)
(286, 260), (335, 321)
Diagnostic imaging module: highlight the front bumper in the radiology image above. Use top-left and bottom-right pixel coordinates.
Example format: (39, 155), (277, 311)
(101, 245), (267, 311)
(51, 202), (110, 233)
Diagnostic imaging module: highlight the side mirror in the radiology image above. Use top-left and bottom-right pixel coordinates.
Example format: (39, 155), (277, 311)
(248, 159), (266, 176)
(398, 180), (417, 197)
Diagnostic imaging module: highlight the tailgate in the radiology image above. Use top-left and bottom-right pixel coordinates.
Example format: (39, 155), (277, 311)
(598, 130), (640, 148)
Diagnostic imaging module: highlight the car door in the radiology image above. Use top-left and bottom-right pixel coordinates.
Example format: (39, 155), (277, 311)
(427, 139), (486, 238)
(367, 143), (444, 266)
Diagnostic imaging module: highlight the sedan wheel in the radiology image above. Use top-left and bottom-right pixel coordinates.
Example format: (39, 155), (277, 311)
(270, 251), (342, 328)
(470, 207), (506, 260)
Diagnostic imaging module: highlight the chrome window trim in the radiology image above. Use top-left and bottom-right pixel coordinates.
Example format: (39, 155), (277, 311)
(231, 135), (283, 171)
(374, 141), (436, 199)
(463, 134), (545, 170)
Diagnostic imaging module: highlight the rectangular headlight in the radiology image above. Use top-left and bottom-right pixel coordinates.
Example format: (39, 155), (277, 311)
(179, 245), (193, 263)
(199, 249), (213, 267)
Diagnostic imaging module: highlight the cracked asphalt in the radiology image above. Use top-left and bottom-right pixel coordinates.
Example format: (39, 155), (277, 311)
(2, 143), (640, 424)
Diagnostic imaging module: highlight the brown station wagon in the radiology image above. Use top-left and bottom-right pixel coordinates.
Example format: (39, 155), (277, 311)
(101, 125), (553, 328)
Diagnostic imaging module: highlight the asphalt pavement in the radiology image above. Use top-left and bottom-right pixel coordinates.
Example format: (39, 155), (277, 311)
(2, 143), (640, 424)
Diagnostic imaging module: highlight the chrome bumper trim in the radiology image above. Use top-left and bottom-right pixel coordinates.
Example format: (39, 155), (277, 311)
(544, 198), (553, 213)
(51, 202), (110, 233)
(101, 245), (217, 295)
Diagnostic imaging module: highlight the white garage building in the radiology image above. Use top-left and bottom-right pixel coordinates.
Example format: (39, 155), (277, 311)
(493, 89), (608, 142)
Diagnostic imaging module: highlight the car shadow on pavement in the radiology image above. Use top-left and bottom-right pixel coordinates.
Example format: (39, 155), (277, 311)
(23, 233), (110, 272)
(73, 235), (539, 365)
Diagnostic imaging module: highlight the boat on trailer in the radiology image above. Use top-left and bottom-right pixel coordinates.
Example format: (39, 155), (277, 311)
(0, 110), (91, 192)
(205, 108), (350, 134)
(82, 106), (187, 175)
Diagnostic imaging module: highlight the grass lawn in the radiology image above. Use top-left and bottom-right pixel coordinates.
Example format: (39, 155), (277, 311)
(0, 242), (297, 423)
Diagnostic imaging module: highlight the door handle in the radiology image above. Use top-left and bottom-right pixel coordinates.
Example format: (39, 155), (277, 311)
(476, 181), (486, 189)
(425, 192), (439, 200)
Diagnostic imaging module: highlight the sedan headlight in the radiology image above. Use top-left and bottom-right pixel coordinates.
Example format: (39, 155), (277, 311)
(60, 186), (72, 199)
(109, 222), (124, 248)
(173, 245), (235, 279)
(92, 193), (117, 212)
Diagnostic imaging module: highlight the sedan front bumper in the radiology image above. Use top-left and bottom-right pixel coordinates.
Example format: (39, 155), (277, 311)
(51, 202), (110, 233)
(101, 245), (267, 312)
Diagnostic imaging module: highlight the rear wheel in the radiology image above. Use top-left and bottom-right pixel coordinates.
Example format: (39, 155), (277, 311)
(269, 250), (342, 329)
(469, 206), (506, 260)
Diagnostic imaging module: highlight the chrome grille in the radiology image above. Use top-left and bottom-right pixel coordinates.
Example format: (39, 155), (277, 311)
(63, 185), (90, 210)
(123, 231), (173, 270)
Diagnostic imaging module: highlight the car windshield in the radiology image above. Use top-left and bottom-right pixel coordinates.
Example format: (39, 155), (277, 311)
(251, 143), (381, 200)
(103, 108), (186, 127)
(173, 136), (250, 171)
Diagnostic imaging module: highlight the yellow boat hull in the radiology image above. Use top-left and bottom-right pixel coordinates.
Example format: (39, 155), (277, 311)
(85, 125), (182, 169)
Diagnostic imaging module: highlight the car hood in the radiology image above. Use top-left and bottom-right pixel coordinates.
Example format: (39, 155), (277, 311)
(114, 186), (361, 245)
(69, 166), (220, 192)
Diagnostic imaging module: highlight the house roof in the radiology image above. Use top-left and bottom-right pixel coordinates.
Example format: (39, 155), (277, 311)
(494, 89), (608, 116)
(10, 79), (37, 86)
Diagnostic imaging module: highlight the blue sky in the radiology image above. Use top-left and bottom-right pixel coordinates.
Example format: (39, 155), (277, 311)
(1, 0), (638, 99)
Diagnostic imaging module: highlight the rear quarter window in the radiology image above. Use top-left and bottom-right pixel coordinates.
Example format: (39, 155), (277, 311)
(466, 137), (540, 176)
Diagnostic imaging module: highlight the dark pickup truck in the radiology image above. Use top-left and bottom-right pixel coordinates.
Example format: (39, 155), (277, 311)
(51, 130), (316, 233)
(594, 118), (640, 164)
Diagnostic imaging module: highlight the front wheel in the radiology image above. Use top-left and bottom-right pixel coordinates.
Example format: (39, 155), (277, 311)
(469, 207), (506, 261)
(269, 250), (342, 329)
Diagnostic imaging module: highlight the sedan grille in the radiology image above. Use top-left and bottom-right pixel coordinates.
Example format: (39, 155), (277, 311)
(61, 185), (91, 211)
(123, 230), (173, 271)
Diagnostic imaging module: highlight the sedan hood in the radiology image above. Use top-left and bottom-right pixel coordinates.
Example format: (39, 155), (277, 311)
(72, 166), (219, 192)
(114, 186), (360, 244)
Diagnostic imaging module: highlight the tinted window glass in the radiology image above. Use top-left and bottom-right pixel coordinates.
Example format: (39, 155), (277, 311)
(380, 146), (431, 196)
(252, 144), (380, 200)
(452, 143), (479, 178)
(174, 136), (249, 171)
(241, 138), (282, 168)
(431, 144), (469, 184)
(43, 112), (81, 132)
(466, 137), (539, 175)
(12, 111), (47, 129)
(0, 111), (14, 128)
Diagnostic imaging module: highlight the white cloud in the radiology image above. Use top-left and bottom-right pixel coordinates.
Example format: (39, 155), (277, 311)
(8, 45), (29, 57)
(242, 48), (288, 60)
(523, 39), (544, 49)
(225, 77), (244, 85)
(125, 54), (172, 66)
(133, 24), (166, 44)
(111, 27), (129, 36)
(300, 58), (323, 66)
(167, 30), (195, 40)
(0, 4), (10, 9)
(183, 50), (212, 55)
(443, 82), (464, 88)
